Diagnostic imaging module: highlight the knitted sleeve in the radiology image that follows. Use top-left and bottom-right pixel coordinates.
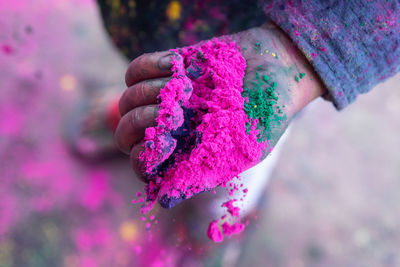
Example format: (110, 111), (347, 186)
(261, 0), (400, 109)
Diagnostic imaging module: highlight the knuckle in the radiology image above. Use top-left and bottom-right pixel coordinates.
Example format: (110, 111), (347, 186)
(125, 54), (147, 84)
(130, 107), (143, 129)
(138, 82), (147, 101)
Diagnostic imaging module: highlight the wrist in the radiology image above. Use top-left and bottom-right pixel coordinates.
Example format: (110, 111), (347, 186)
(260, 22), (327, 113)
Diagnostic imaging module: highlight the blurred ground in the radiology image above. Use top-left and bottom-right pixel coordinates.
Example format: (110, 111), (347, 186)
(0, 1), (399, 267)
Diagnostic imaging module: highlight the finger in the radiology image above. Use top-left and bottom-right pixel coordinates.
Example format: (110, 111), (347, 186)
(125, 51), (174, 87)
(119, 77), (170, 117)
(158, 193), (187, 209)
(130, 140), (148, 183)
(114, 105), (158, 155)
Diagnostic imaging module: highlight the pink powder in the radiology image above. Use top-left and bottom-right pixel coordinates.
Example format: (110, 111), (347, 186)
(1, 44), (13, 55)
(207, 220), (223, 243)
(222, 200), (240, 218)
(80, 170), (109, 211)
(221, 221), (245, 237)
(139, 38), (265, 209)
(207, 199), (246, 242)
(0, 105), (23, 135)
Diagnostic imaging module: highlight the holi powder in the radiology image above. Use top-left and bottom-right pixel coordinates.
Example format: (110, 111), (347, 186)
(243, 71), (285, 142)
(206, 197), (247, 243)
(136, 38), (282, 242)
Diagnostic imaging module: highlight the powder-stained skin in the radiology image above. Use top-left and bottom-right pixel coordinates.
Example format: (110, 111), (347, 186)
(128, 22), (327, 242)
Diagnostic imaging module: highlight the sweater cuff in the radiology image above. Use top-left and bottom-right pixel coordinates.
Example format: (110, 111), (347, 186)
(263, 1), (400, 110)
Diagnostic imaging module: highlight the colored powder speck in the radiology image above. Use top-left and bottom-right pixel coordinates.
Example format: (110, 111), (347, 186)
(2, 44), (13, 55)
(221, 221), (245, 237)
(254, 42), (261, 53)
(207, 220), (223, 243)
(295, 75), (300, 82)
(243, 72), (285, 142)
(135, 246), (142, 254)
(300, 72), (306, 79)
(139, 38), (266, 210)
(166, 0), (182, 21)
(222, 200), (240, 217)
(207, 198), (246, 242)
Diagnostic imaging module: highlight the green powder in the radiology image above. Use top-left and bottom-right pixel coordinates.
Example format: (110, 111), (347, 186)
(242, 72), (286, 142)
(254, 42), (261, 53)
(196, 51), (205, 62)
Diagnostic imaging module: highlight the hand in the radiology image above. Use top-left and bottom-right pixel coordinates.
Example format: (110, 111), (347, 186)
(233, 22), (327, 159)
(114, 21), (326, 205)
(114, 51), (175, 182)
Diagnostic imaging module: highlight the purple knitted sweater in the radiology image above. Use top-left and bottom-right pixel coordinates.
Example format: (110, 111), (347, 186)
(262, 0), (400, 109)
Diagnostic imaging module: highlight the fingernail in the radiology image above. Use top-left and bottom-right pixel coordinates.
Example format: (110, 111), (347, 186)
(158, 54), (173, 70)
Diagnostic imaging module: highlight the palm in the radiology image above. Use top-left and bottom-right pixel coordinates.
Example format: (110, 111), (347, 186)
(115, 22), (325, 209)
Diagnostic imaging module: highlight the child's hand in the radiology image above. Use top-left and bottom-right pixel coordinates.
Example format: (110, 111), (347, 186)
(114, 22), (326, 202)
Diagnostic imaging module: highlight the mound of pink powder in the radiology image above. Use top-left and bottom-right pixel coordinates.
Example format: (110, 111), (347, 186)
(139, 38), (266, 215)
